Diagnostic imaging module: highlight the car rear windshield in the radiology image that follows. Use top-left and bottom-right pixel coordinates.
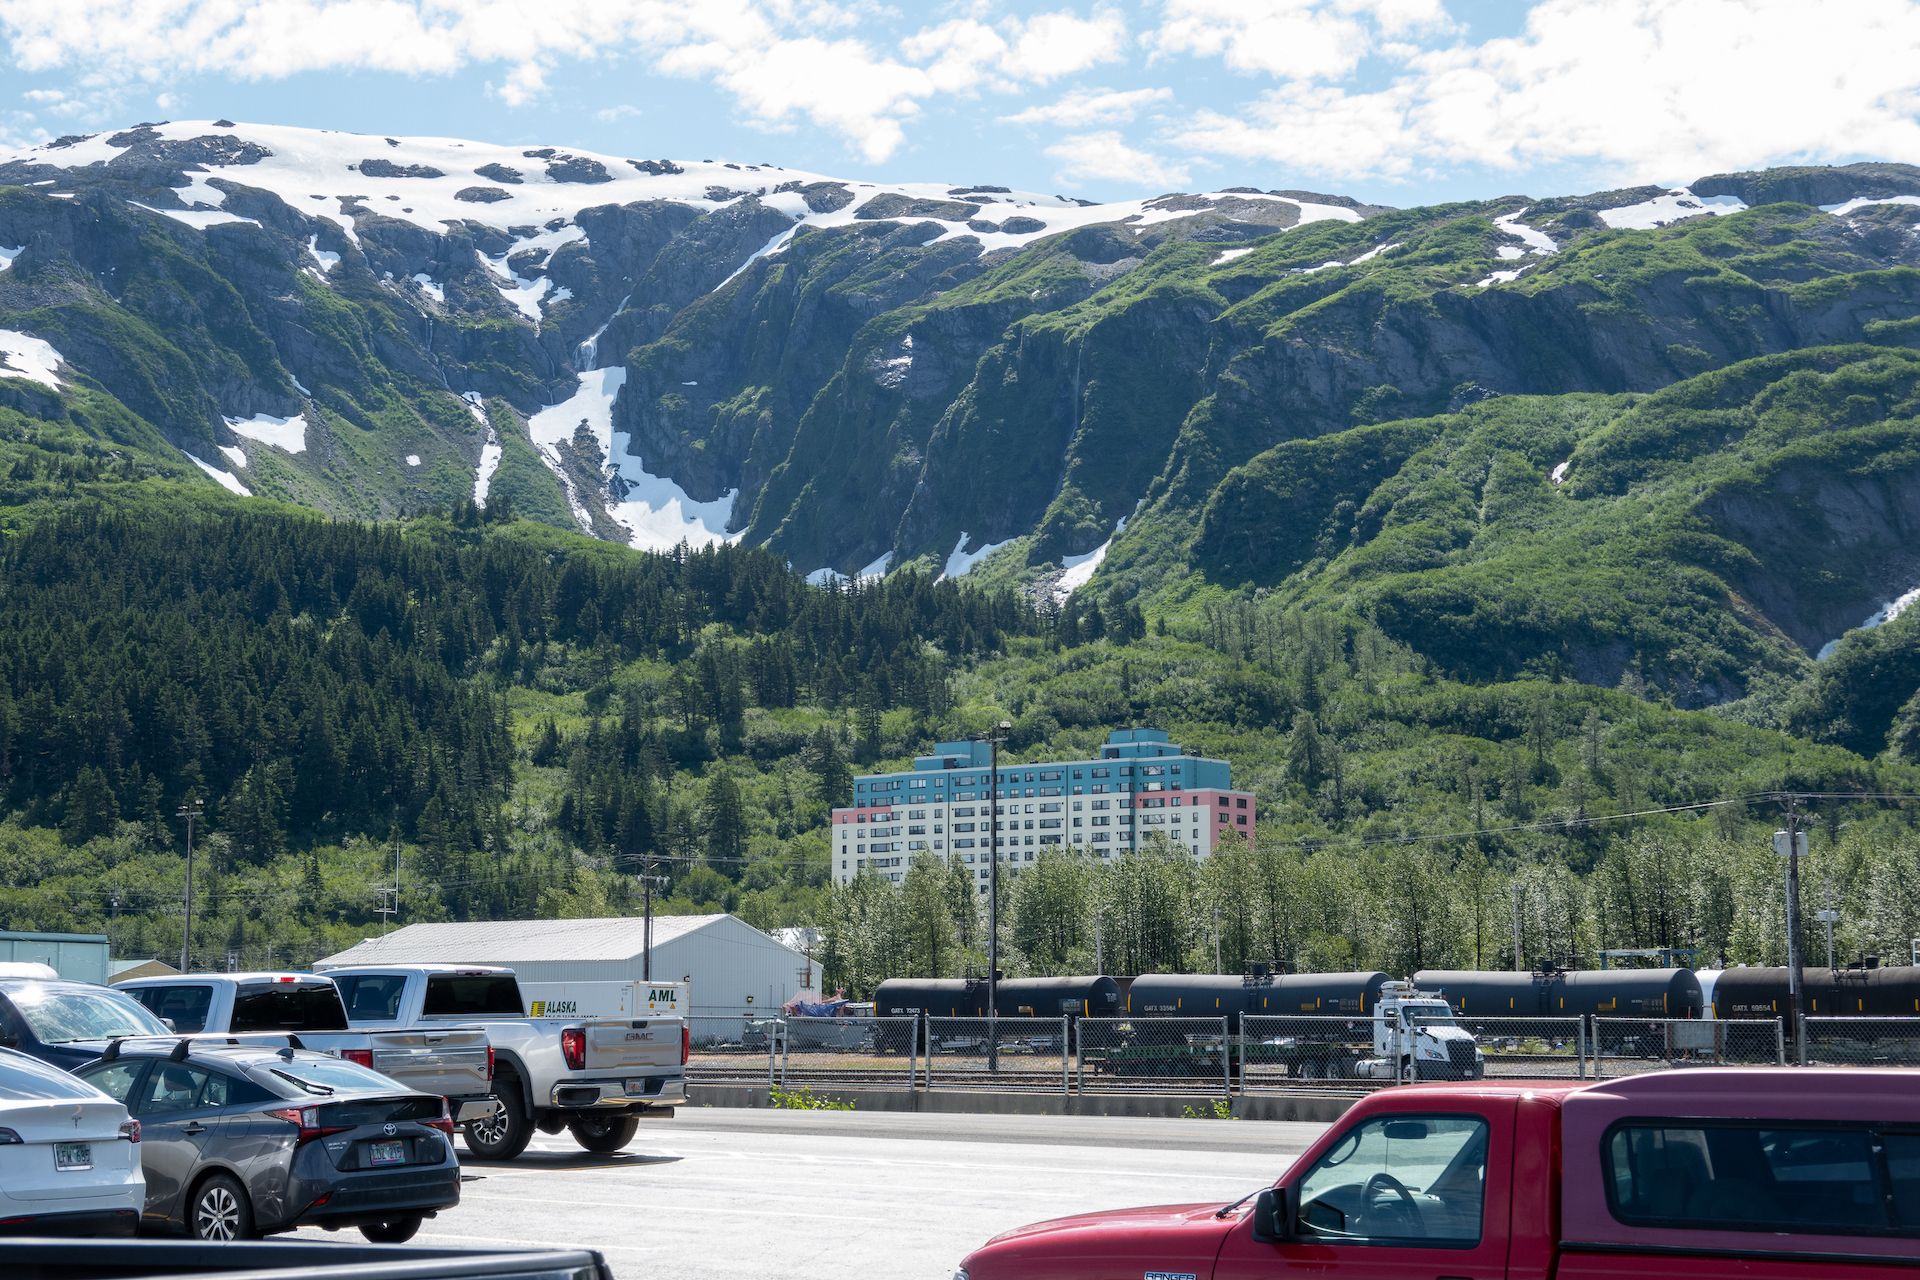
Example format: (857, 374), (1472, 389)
(0, 1050), (114, 1101)
(232, 983), (349, 1032)
(264, 1057), (406, 1096)
(423, 974), (523, 1017)
(334, 974), (406, 1022)
(1608, 1121), (1920, 1235)
(11, 985), (169, 1044)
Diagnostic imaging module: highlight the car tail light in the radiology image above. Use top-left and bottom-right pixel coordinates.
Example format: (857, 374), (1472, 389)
(681, 1024), (690, 1066)
(266, 1106), (350, 1146)
(119, 1119), (140, 1144)
(486, 1045), (496, 1081)
(560, 1027), (586, 1072)
(341, 1048), (374, 1068)
(427, 1099), (454, 1136)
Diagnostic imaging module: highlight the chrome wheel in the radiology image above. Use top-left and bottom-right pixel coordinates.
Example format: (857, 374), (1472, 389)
(469, 1105), (509, 1146)
(195, 1184), (242, 1240)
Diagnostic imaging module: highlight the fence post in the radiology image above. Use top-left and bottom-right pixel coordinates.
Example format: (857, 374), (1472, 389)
(780, 1019), (792, 1087)
(1061, 1017), (1070, 1095)
(1218, 1017), (1231, 1097)
(766, 1022), (778, 1090)
(909, 1014), (919, 1090)
(1776, 1018), (1788, 1067)
(1576, 1017), (1588, 1079)
(924, 1016), (935, 1091)
(1075, 1020), (1085, 1094)
(1237, 1018), (1246, 1096)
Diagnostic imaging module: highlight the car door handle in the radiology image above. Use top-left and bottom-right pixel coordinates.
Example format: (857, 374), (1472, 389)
(180, 1122), (207, 1135)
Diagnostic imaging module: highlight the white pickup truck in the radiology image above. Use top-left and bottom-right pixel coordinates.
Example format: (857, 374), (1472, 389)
(112, 972), (498, 1122)
(315, 963), (687, 1158)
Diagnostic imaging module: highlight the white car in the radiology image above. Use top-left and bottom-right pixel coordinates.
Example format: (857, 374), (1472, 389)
(0, 1047), (143, 1236)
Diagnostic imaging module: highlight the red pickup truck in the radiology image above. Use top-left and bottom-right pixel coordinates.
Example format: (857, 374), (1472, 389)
(958, 1069), (1920, 1279)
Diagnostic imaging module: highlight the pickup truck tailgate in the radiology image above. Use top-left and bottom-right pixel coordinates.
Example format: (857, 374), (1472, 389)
(368, 1028), (492, 1100)
(583, 1020), (680, 1074)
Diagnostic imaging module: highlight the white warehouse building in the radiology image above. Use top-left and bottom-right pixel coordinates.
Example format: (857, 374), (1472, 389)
(315, 914), (812, 1016)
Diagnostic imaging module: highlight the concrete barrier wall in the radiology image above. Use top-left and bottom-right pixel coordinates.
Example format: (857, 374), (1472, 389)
(689, 1083), (1358, 1123)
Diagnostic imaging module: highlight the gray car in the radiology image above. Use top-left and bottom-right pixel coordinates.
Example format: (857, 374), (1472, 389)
(75, 1038), (460, 1242)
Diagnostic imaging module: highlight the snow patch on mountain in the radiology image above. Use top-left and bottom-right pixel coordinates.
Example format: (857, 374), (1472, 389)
(473, 424), (502, 507)
(528, 367), (738, 553)
(0, 330), (64, 389)
(305, 236), (340, 272)
(185, 451), (250, 496)
(405, 454), (421, 467)
(0, 245), (21, 271)
(1551, 459), (1571, 486)
(942, 532), (1011, 580)
(1053, 517), (1127, 601)
(1211, 246), (1255, 265)
(1598, 189), (1746, 229)
(218, 444), (247, 470)
(411, 273), (444, 303)
(224, 412), (307, 453)
(130, 201), (259, 230)
(1476, 267), (1529, 287)
(1494, 209), (1557, 254)
(1820, 194), (1920, 217)
(1818, 585), (1920, 659)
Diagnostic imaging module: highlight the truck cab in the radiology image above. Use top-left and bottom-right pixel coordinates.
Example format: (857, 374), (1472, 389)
(959, 1069), (1920, 1279)
(1353, 983), (1483, 1082)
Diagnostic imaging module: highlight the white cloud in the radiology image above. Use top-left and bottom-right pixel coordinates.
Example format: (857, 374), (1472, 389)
(0, 1), (1129, 165)
(1046, 129), (1191, 188)
(1005, 85), (1173, 126)
(1171, 0), (1920, 185)
(1149, 0), (1448, 79)
(21, 86), (62, 104)
(595, 104), (642, 123)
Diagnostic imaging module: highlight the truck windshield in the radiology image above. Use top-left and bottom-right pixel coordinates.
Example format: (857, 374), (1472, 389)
(233, 984), (350, 1032)
(1403, 1004), (1456, 1025)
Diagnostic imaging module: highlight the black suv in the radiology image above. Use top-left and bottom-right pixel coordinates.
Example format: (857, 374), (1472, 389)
(76, 1039), (461, 1242)
(0, 976), (170, 1069)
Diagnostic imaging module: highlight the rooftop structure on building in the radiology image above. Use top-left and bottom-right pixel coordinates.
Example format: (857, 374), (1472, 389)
(830, 728), (1256, 889)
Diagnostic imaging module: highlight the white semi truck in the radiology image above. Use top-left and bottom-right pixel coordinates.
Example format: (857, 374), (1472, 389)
(1269, 980), (1485, 1081)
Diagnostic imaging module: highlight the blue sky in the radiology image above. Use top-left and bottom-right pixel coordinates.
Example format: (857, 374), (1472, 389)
(2, 1), (1917, 207)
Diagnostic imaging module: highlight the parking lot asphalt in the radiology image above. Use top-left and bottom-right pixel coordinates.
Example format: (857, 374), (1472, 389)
(293, 1107), (1326, 1279)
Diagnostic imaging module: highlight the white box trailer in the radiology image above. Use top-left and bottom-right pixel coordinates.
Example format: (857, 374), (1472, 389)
(519, 979), (684, 1021)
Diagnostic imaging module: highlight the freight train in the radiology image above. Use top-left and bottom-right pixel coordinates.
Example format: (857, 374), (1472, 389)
(876, 963), (1920, 1037)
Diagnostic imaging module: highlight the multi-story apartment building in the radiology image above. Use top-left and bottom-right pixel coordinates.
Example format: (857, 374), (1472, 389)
(830, 728), (1257, 889)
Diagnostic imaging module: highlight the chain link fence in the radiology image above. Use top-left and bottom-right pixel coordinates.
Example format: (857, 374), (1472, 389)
(1803, 1017), (1920, 1068)
(1076, 1017), (1231, 1095)
(1422, 1016), (1585, 1080)
(686, 1014), (778, 1085)
(1240, 1015), (1381, 1091)
(925, 1016), (1070, 1092)
(685, 1011), (1828, 1095)
(1590, 1017), (1785, 1077)
(775, 1015), (920, 1089)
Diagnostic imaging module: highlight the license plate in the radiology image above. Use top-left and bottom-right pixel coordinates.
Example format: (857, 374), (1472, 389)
(626, 1080), (651, 1095)
(368, 1139), (406, 1167)
(54, 1142), (90, 1171)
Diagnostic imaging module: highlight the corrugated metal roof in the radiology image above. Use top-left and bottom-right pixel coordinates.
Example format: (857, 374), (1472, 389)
(316, 915), (734, 968)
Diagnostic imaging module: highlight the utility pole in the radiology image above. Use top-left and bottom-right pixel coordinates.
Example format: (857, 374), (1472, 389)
(1775, 797), (1809, 1066)
(639, 868), (667, 981)
(979, 720), (1011, 1072)
(176, 798), (203, 972)
(1815, 909), (1840, 972)
(1213, 905), (1222, 974)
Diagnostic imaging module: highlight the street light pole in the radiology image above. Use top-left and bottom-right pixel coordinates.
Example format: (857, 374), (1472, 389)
(1775, 799), (1808, 1065)
(176, 799), (203, 972)
(982, 720), (1010, 1072)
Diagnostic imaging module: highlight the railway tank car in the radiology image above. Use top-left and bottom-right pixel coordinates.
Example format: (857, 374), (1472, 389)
(995, 975), (1121, 1019)
(1413, 968), (1702, 1019)
(873, 977), (989, 1018)
(1129, 971), (1388, 1029)
(1413, 970), (1555, 1016)
(1704, 965), (1920, 1024)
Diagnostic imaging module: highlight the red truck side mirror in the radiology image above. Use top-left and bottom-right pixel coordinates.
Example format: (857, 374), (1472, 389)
(1250, 1186), (1292, 1244)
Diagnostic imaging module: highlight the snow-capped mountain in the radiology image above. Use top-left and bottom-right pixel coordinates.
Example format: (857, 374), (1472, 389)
(4, 119), (1920, 642)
